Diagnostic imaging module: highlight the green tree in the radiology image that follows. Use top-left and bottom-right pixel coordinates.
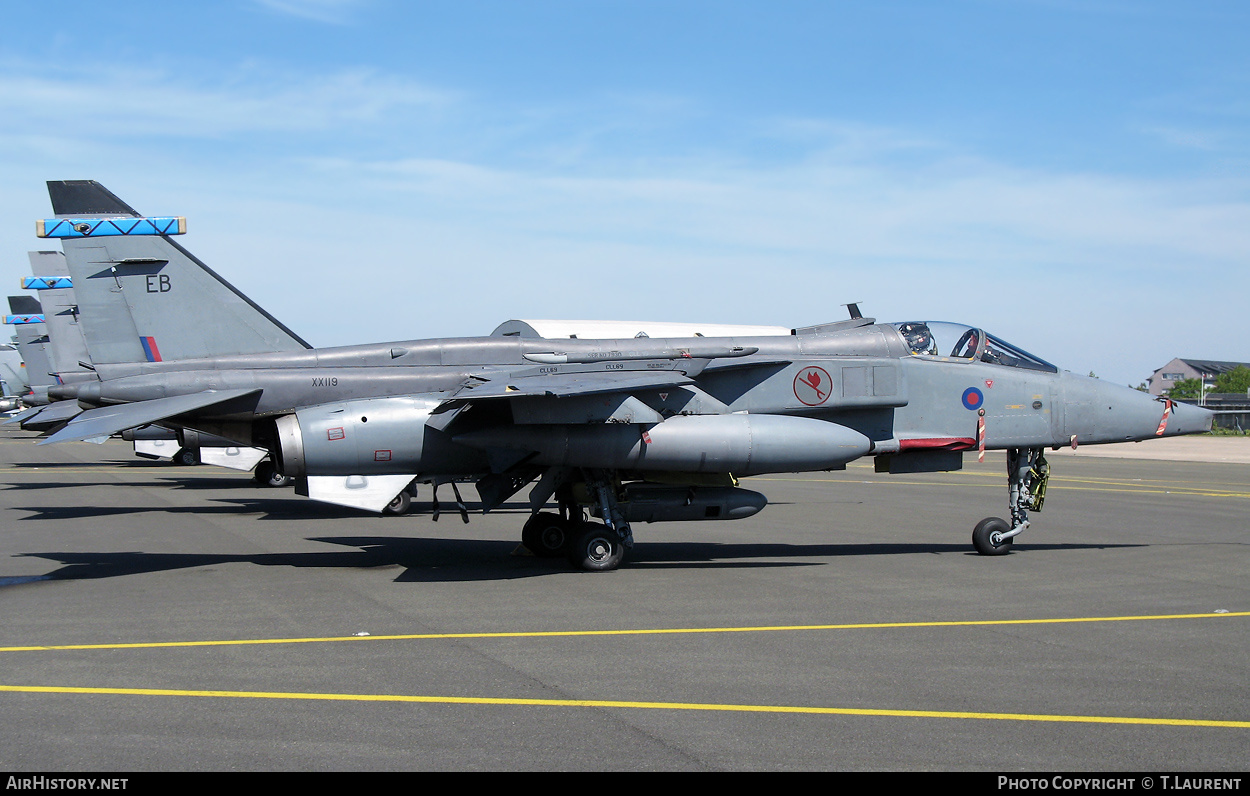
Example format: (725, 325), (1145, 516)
(1214, 366), (1250, 394)
(1166, 378), (1203, 401)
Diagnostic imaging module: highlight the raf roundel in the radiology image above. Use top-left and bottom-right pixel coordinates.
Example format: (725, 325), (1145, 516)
(961, 387), (984, 410)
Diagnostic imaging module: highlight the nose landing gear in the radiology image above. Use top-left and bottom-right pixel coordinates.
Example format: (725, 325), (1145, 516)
(973, 447), (1048, 556)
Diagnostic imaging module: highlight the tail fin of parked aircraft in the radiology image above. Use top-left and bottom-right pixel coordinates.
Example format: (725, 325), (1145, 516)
(5, 296), (54, 390)
(25, 251), (94, 384)
(43, 180), (310, 366)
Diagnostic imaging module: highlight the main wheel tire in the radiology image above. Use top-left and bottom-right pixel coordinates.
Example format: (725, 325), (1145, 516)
(384, 490), (412, 515)
(567, 523), (625, 572)
(174, 448), (199, 466)
(253, 461), (274, 484)
(253, 460), (294, 488)
(521, 512), (573, 558)
(972, 517), (1014, 556)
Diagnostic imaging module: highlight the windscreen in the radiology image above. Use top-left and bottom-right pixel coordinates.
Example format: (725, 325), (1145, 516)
(892, 322), (1057, 372)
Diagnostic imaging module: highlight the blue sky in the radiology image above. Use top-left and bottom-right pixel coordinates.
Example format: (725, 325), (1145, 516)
(1, 0), (1246, 386)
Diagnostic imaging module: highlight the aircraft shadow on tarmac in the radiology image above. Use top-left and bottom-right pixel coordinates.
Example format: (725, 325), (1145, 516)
(4, 473), (265, 496)
(5, 458), (182, 469)
(13, 502), (366, 521)
(9, 537), (1145, 585)
(14, 492), (572, 521)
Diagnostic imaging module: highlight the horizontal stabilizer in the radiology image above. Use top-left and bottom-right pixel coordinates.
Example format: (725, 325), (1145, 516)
(39, 388), (261, 445)
(5, 400), (83, 430)
(3, 406), (44, 425)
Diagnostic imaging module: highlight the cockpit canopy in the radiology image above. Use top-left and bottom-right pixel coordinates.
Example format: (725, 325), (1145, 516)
(891, 321), (1057, 373)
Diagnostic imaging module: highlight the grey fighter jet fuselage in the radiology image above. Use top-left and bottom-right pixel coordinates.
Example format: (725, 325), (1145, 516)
(51, 320), (1209, 456)
(34, 180), (1213, 570)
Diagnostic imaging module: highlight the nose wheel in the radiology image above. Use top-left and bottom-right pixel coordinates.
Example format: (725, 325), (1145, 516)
(972, 517), (1013, 556)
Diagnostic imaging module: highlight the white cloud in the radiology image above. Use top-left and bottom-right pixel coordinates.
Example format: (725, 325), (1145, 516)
(0, 64), (452, 139)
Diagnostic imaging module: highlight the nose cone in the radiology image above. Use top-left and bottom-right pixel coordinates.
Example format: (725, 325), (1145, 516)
(1159, 399), (1215, 437)
(1063, 375), (1213, 444)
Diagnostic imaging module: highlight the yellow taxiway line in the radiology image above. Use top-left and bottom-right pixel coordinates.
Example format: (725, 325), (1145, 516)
(1, 611), (1244, 652)
(2, 612), (1244, 729)
(0, 683), (1245, 729)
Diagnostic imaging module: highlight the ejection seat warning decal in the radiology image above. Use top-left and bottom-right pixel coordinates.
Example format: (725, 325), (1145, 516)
(794, 366), (832, 406)
(327, 427), (345, 441)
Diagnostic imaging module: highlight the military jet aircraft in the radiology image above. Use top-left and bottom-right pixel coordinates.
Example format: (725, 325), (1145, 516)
(5, 254), (101, 431)
(32, 180), (1213, 571)
(4, 294), (58, 409)
(0, 339), (28, 414)
(6, 257), (276, 475)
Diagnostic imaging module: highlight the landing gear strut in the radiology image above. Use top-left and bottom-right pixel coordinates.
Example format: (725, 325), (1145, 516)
(973, 447), (1048, 556)
(522, 469), (632, 571)
(568, 470), (632, 571)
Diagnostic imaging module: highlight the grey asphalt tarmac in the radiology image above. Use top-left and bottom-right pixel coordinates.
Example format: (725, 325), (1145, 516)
(1, 426), (1246, 772)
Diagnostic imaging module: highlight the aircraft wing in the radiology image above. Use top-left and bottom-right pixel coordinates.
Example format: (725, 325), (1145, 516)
(38, 388), (262, 445)
(450, 370), (696, 401)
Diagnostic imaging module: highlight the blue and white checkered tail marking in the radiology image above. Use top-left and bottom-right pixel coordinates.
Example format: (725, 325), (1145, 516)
(36, 217), (186, 238)
(22, 276), (73, 290)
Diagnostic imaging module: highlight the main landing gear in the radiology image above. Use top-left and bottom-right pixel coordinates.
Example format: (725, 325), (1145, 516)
(253, 459), (294, 488)
(521, 512), (576, 558)
(521, 470), (632, 572)
(973, 447), (1049, 556)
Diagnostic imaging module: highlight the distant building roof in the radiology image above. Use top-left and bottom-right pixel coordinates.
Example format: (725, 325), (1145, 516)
(1171, 359), (1250, 375)
(1147, 358), (1250, 395)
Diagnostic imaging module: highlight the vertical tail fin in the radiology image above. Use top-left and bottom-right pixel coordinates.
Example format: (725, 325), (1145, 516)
(45, 180), (310, 365)
(26, 251), (94, 383)
(5, 296), (54, 392)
